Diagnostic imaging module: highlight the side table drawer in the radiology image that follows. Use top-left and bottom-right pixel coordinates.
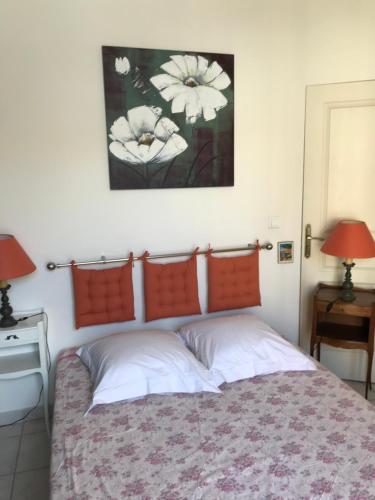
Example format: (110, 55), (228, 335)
(316, 302), (372, 317)
(0, 328), (39, 347)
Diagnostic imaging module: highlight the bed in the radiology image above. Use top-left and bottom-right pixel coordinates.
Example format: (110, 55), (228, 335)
(50, 346), (375, 499)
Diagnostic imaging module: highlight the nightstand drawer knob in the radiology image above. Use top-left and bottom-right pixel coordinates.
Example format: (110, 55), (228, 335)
(5, 334), (19, 340)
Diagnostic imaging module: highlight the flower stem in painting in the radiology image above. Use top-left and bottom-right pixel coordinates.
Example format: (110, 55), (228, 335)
(191, 156), (218, 186)
(185, 141), (213, 187)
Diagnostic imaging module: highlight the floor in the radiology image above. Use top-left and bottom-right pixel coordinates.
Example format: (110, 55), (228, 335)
(0, 381), (374, 500)
(0, 416), (50, 500)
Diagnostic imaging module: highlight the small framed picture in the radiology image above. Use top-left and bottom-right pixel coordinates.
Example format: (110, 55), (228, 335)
(277, 241), (294, 263)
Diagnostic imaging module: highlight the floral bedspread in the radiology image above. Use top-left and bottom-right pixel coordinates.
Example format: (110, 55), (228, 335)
(50, 348), (375, 499)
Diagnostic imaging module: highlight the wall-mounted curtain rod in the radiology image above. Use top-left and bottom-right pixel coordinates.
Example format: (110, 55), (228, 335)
(46, 241), (273, 271)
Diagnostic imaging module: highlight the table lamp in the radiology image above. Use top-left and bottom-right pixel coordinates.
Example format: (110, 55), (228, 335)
(320, 220), (375, 302)
(0, 235), (36, 328)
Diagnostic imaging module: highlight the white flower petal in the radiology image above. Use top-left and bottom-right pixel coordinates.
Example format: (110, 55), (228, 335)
(170, 55), (189, 79)
(200, 61), (224, 84)
(203, 105), (217, 121)
(185, 88), (202, 122)
(209, 71), (231, 90)
(196, 86), (228, 111)
(109, 141), (141, 164)
(146, 138), (165, 162)
(123, 140), (145, 163)
(150, 74), (181, 91)
(160, 60), (185, 80)
(110, 116), (136, 143)
(185, 55), (198, 76)
(171, 92), (188, 114)
(160, 83), (186, 102)
(115, 57), (130, 75)
(186, 115), (197, 125)
(127, 105), (159, 139)
(137, 144), (152, 161)
(152, 133), (188, 163)
(154, 117), (179, 141)
(197, 56), (209, 77)
(150, 106), (162, 117)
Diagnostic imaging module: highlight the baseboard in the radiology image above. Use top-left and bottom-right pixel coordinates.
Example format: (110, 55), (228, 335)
(0, 404), (53, 426)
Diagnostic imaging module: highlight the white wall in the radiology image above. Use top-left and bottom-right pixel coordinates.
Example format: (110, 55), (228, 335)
(0, 0), (374, 413)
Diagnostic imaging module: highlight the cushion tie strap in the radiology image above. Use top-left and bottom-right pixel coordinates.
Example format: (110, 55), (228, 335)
(140, 251), (150, 262)
(205, 244), (213, 258)
(128, 252), (134, 267)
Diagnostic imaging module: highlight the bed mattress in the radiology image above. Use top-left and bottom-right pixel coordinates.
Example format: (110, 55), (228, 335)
(50, 348), (375, 499)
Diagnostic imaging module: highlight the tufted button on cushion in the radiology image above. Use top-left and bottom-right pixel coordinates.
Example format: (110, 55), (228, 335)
(207, 249), (261, 313)
(71, 260), (135, 328)
(143, 254), (201, 322)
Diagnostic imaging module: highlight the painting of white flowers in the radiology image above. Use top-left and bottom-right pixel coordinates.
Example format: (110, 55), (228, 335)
(102, 46), (234, 189)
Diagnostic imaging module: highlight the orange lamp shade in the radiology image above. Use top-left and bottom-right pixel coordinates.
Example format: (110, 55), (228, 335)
(0, 235), (36, 281)
(321, 220), (375, 259)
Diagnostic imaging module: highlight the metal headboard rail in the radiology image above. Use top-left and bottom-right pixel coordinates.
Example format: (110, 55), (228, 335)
(46, 241), (273, 271)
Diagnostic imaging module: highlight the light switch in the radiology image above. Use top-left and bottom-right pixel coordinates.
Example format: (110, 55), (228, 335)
(269, 216), (280, 229)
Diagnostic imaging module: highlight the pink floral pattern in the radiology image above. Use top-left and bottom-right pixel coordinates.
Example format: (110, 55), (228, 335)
(50, 349), (375, 499)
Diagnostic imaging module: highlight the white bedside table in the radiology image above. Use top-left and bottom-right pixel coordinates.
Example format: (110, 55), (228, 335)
(0, 309), (50, 436)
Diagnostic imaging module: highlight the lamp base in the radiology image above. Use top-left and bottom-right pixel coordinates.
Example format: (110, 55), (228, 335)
(340, 262), (356, 302)
(0, 283), (18, 328)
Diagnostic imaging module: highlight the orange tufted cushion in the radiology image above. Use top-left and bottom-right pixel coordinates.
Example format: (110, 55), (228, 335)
(142, 253), (201, 322)
(71, 259), (135, 329)
(207, 248), (261, 313)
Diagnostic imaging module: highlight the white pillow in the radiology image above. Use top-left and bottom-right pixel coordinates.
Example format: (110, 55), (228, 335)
(76, 329), (220, 410)
(177, 314), (316, 386)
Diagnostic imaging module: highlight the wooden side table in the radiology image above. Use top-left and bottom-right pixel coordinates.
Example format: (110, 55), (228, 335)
(310, 283), (375, 399)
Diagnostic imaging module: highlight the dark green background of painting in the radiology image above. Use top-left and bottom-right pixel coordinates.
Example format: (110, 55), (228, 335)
(102, 46), (234, 190)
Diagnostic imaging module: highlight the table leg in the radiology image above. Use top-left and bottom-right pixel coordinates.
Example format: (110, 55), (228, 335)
(366, 349), (373, 400)
(310, 339), (315, 357)
(40, 372), (50, 437)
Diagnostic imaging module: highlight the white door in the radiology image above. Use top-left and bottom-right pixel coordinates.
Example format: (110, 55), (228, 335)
(300, 80), (375, 381)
